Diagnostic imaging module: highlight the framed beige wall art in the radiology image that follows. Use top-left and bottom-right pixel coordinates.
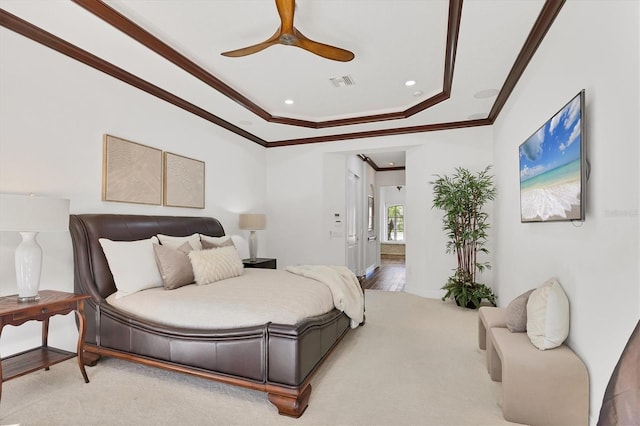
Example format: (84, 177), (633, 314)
(163, 152), (205, 209)
(102, 134), (163, 205)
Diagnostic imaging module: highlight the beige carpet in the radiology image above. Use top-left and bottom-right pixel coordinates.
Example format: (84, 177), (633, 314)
(0, 291), (516, 426)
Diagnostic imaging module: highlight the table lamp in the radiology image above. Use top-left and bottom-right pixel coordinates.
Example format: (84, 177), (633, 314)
(238, 213), (266, 262)
(0, 193), (70, 302)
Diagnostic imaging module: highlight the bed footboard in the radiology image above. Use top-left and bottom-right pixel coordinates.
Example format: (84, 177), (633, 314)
(267, 310), (351, 386)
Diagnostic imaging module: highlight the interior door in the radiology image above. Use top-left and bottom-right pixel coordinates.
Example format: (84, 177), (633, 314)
(346, 171), (362, 276)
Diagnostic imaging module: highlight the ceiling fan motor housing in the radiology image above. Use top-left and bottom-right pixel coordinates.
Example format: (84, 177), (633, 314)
(279, 33), (297, 45)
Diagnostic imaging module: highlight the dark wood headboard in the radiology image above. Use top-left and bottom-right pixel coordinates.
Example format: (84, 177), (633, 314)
(69, 214), (225, 301)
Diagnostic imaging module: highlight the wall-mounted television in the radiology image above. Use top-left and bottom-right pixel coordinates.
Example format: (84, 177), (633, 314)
(519, 90), (586, 222)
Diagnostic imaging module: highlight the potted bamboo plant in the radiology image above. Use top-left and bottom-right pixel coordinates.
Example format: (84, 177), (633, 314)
(431, 166), (497, 309)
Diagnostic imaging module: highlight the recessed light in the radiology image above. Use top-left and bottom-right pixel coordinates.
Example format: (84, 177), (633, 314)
(405, 80), (416, 87)
(388, 162), (395, 166)
(474, 89), (498, 99)
(413, 90), (424, 97)
(284, 99), (294, 105)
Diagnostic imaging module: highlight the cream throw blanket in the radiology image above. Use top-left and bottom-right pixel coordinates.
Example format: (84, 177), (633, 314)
(285, 265), (364, 328)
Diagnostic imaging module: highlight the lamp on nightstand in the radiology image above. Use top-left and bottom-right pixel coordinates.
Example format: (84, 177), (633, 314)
(239, 213), (266, 262)
(0, 193), (70, 302)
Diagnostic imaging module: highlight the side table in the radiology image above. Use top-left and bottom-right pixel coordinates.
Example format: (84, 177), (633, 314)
(0, 290), (90, 400)
(242, 258), (277, 269)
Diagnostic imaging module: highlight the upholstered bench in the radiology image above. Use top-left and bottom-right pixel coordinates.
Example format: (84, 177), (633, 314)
(489, 327), (589, 425)
(478, 306), (506, 380)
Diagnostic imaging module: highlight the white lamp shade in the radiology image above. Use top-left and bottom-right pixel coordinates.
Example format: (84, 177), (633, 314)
(0, 193), (70, 232)
(239, 213), (266, 231)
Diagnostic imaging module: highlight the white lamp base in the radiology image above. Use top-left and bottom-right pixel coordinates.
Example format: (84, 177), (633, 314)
(15, 231), (42, 302)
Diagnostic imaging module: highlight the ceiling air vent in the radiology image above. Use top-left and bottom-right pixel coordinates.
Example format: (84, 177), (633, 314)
(329, 75), (355, 88)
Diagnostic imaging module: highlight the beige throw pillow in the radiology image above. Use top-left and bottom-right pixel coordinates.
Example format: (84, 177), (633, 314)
(526, 278), (570, 350)
(153, 242), (195, 290)
(200, 234), (248, 259)
(201, 236), (235, 249)
(506, 289), (535, 332)
(188, 245), (244, 285)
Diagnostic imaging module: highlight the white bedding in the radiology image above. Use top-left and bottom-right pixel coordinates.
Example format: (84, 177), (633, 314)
(285, 265), (364, 328)
(106, 268), (335, 329)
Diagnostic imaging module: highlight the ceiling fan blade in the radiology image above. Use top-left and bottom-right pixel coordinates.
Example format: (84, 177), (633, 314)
(221, 40), (278, 58)
(275, 0), (295, 34)
(221, 0), (355, 62)
(221, 30), (280, 58)
(221, 0), (288, 58)
(294, 29), (355, 62)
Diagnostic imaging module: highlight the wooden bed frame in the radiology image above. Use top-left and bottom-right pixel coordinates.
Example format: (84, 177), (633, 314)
(69, 213), (357, 417)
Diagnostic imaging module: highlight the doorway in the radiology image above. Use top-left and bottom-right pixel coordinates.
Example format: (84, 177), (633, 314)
(362, 255), (406, 291)
(342, 151), (407, 291)
(367, 184), (406, 291)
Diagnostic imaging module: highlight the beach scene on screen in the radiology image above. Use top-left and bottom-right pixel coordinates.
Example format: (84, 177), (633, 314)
(520, 95), (582, 221)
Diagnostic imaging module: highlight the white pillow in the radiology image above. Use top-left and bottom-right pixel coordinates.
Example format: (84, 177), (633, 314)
(188, 245), (244, 285)
(230, 235), (250, 260)
(157, 233), (202, 250)
(99, 236), (162, 299)
(526, 278), (570, 350)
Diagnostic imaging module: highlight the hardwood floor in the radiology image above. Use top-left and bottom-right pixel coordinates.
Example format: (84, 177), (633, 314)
(363, 255), (406, 291)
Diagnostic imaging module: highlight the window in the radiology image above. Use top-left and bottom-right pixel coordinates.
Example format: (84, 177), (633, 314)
(386, 205), (404, 241)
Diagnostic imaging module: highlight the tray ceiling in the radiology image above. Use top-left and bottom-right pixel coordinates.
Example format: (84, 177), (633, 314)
(0, 0), (564, 147)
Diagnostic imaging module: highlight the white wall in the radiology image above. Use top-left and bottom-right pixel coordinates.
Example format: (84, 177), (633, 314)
(492, 1), (639, 422)
(404, 127), (494, 298)
(266, 127), (494, 298)
(0, 28), (266, 356)
(381, 185), (406, 206)
(376, 170), (405, 188)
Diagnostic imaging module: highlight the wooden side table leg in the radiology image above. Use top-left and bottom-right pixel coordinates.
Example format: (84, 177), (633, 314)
(75, 302), (89, 384)
(42, 317), (50, 371)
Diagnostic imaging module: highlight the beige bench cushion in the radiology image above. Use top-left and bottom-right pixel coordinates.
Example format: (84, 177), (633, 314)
(478, 306), (506, 349)
(478, 306), (507, 381)
(490, 327), (589, 425)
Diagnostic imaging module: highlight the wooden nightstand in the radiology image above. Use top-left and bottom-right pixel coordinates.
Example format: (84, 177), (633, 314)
(0, 290), (90, 400)
(243, 258), (277, 269)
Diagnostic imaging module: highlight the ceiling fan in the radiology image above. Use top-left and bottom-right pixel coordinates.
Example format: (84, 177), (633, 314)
(221, 0), (355, 62)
